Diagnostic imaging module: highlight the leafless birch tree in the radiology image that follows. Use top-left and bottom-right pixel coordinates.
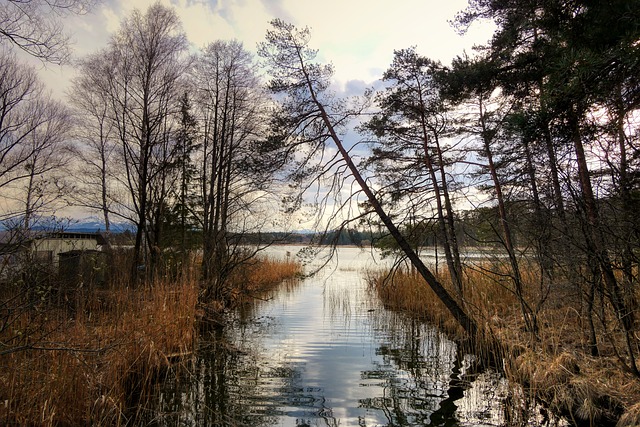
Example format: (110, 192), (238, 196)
(0, 0), (96, 63)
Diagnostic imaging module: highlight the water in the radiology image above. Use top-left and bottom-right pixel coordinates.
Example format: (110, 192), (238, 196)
(152, 246), (512, 426)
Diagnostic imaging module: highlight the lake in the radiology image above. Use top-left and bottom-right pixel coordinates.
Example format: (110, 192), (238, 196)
(148, 245), (519, 426)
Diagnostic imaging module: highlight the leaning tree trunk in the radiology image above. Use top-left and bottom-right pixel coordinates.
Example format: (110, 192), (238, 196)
(302, 72), (478, 338)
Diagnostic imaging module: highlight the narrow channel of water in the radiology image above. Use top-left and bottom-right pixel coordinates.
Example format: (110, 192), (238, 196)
(152, 246), (513, 426)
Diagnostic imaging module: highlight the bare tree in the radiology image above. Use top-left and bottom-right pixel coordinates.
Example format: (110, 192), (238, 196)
(19, 101), (72, 228)
(193, 39), (271, 302)
(80, 3), (189, 279)
(0, 0), (96, 63)
(0, 49), (44, 193)
(68, 52), (119, 233)
(0, 49), (71, 225)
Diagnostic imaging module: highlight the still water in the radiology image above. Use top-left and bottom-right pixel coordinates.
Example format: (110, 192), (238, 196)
(153, 246), (510, 426)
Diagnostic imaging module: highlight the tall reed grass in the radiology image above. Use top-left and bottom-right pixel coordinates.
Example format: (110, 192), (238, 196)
(0, 252), (301, 425)
(367, 262), (640, 425)
(0, 271), (198, 425)
(228, 255), (302, 304)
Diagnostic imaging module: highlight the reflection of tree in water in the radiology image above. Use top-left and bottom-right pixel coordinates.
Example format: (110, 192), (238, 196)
(142, 314), (343, 426)
(132, 319), (278, 426)
(132, 276), (508, 426)
(361, 311), (507, 426)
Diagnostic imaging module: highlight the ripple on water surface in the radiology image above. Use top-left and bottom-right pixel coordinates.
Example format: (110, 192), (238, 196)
(152, 246), (514, 426)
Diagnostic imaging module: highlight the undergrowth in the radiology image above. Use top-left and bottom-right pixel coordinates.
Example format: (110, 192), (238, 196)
(0, 252), (300, 425)
(367, 263), (640, 426)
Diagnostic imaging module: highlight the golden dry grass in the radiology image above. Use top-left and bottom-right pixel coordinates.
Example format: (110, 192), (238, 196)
(0, 272), (199, 425)
(227, 255), (302, 304)
(245, 255), (302, 290)
(0, 253), (301, 426)
(367, 262), (640, 425)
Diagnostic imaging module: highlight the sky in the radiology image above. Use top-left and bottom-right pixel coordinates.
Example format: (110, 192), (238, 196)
(21, 0), (495, 228)
(36, 0), (495, 100)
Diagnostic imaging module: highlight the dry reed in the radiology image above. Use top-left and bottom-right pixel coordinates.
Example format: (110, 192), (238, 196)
(0, 269), (199, 425)
(367, 262), (640, 426)
(0, 252), (301, 425)
(228, 255), (302, 304)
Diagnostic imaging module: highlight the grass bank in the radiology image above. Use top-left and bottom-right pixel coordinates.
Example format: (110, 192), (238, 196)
(368, 264), (640, 426)
(230, 255), (303, 304)
(0, 253), (301, 426)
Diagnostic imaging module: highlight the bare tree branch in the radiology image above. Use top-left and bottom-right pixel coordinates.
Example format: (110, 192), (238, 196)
(0, 0), (97, 64)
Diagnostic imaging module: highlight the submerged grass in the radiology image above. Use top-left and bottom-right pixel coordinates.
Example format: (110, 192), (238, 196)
(367, 262), (640, 426)
(0, 253), (300, 426)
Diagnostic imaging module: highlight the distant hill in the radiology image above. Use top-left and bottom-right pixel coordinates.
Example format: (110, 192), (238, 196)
(64, 219), (135, 233)
(0, 215), (136, 233)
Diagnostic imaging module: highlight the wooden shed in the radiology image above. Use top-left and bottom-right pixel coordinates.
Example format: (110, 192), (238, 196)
(58, 249), (108, 287)
(31, 232), (108, 267)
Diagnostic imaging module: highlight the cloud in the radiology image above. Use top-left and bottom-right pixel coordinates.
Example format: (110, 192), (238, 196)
(33, 0), (494, 100)
(235, 0), (493, 90)
(343, 79), (368, 98)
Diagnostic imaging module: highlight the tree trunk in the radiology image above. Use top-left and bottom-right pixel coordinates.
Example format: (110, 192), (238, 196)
(305, 77), (478, 338)
(415, 85), (464, 295)
(570, 107), (638, 376)
(522, 137), (552, 312)
(433, 133), (464, 295)
(613, 87), (636, 308)
(478, 96), (537, 334)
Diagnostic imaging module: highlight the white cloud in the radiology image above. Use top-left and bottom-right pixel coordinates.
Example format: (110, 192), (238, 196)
(33, 0), (494, 99)
(264, 0), (494, 90)
(102, 4), (124, 35)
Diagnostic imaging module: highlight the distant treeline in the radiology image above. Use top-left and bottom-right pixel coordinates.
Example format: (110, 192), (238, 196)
(104, 204), (568, 249)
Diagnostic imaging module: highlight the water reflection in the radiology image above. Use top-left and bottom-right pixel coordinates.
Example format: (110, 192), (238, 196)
(147, 246), (509, 426)
(364, 311), (509, 426)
